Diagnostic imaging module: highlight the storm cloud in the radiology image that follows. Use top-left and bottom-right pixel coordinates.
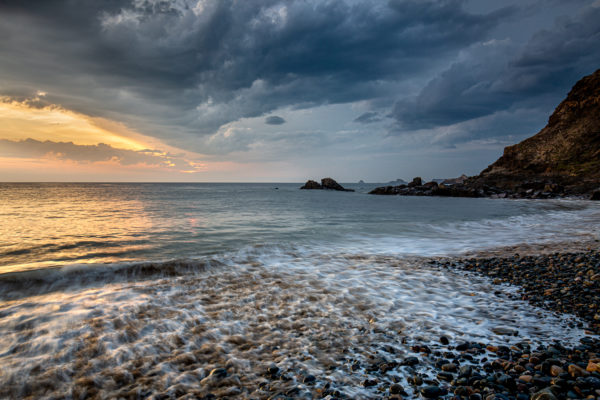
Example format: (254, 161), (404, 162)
(391, 4), (600, 132)
(0, 0), (599, 177)
(0, 1), (515, 144)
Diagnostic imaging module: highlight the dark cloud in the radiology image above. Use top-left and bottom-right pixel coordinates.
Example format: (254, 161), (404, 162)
(0, 0), (514, 150)
(1, 0), (597, 164)
(0, 138), (196, 170)
(354, 112), (382, 124)
(265, 115), (286, 125)
(391, 5), (600, 132)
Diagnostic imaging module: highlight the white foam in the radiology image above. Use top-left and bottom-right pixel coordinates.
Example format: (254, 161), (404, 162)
(0, 252), (591, 398)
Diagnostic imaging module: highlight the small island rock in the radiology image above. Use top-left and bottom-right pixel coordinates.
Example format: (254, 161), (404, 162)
(300, 180), (322, 189)
(300, 177), (354, 191)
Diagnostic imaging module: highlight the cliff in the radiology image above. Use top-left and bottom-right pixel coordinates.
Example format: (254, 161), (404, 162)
(471, 69), (600, 195)
(370, 69), (600, 198)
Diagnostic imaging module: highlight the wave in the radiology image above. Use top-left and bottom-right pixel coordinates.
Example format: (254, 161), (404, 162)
(341, 202), (600, 256)
(1, 199), (598, 299)
(0, 258), (217, 301)
(0, 238), (151, 266)
(0, 240), (591, 399)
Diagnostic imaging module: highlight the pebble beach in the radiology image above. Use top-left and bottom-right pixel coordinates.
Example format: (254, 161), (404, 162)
(1, 246), (598, 399)
(415, 248), (600, 400)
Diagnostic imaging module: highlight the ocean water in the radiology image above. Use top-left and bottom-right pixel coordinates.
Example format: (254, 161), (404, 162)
(1, 183), (600, 398)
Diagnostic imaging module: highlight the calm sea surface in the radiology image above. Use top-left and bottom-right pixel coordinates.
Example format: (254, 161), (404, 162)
(1, 183), (599, 398)
(1, 182), (599, 272)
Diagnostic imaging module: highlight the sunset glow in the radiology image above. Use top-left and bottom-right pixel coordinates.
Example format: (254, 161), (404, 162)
(0, 96), (145, 149)
(0, 95), (212, 180)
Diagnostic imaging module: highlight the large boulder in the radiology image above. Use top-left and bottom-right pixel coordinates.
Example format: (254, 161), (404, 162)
(369, 186), (398, 195)
(408, 177), (422, 187)
(300, 180), (322, 189)
(321, 177), (354, 192)
(300, 178), (354, 191)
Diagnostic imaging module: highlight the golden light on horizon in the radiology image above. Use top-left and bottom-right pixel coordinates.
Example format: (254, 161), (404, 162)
(0, 94), (213, 180)
(0, 96), (150, 151)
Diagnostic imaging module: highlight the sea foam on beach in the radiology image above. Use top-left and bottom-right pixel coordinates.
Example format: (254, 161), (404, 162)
(0, 250), (592, 398)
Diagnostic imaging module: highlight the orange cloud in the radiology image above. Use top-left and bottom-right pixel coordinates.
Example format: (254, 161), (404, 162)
(0, 95), (150, 150)
(0, 95), (210, 179)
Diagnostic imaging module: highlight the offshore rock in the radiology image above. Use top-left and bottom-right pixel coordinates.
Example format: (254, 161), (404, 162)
(300, 177), (354, 192)
(300, 180), (322, 189)
(321, 177), (354, 191)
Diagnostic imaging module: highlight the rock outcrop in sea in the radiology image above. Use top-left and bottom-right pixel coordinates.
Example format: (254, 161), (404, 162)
(371, 69), (600, 199)
(300, 177), (355, 192)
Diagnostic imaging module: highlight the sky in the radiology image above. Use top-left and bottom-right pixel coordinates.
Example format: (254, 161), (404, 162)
(0, 0), (599, 182)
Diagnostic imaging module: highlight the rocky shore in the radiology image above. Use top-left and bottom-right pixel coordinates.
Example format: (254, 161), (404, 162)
(369, 176), (600, 200)
(402, 249), (600, 400)
(319, 249), (600, 400)
(371, 70), (600, 200)
(3, 248), (599, 400)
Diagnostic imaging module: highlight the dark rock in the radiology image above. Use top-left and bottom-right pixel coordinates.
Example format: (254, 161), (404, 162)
(531, 387), (558, 400)
(441, 363), (458, 372)
(497, 374), (516, 390)
(390, 383), (403, 394)
(402, 356), (419, 366)
(437, 371), (454, 381)
(408, 177), (422, 187)
(459, 365), (472, 378)
(420, 385), (447, 398)
(303, 374), (315, 384)
(409, 375), (423, 386)
(369, 185), (397, 195)
(300, 180), (322, 190)
(208, 368), (227, 378)
(591, 190), (600, 200)
(267, 364), (280, 376)
(362, 379), (378, 387)
(300, 177), (354, 191)
(456, 342), (470, 351)
(440, 336), (449, 345)
(584, 376), (600, 389)
(321, 177), (354, 191)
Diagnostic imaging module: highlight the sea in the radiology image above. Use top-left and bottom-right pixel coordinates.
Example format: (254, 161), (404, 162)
(1, 182), (599, 398)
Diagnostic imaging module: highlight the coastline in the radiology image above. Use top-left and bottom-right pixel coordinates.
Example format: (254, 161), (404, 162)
(412, 245), (600, 400)
(343, 242), (600, 399)
(1, 241), (599, 399)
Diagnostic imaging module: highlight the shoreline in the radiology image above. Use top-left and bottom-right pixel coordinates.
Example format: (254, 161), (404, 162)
(407, 245), (600, 400)
(1, 242), (599, 399)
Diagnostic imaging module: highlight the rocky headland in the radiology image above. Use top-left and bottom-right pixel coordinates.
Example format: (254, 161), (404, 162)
(371, 69), (600, 200)
(300, 177), (355, 192)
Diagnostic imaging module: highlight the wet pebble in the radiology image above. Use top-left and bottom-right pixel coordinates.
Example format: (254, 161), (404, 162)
(420, 385), (447, 398)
